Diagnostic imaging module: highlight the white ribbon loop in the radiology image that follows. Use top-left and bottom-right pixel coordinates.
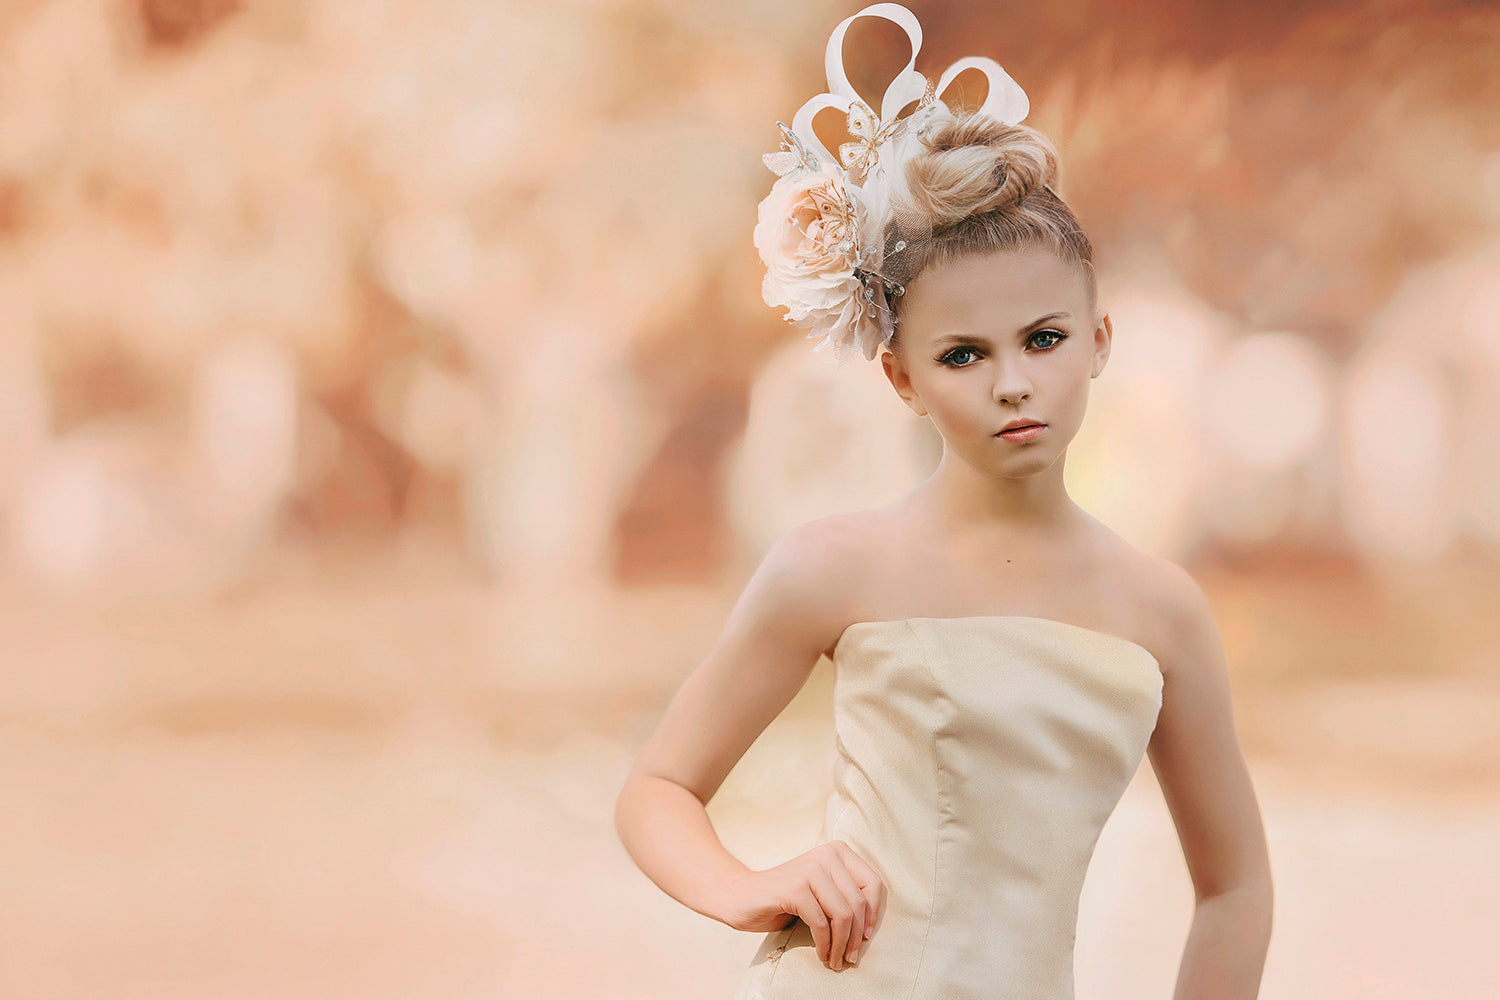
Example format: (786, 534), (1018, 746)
(934, 57), (1030, 127)
(787, 2), (1030, 174)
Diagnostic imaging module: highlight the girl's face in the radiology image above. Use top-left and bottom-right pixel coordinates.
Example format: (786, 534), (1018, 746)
(880, 245), (1111, 478)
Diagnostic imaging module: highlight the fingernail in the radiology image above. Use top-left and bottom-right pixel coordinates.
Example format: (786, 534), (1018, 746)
(865, 924), (873, 938)
(850, 948), (860, 963)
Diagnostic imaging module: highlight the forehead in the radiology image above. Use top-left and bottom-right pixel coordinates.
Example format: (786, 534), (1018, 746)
(900, 246), (1090, 339)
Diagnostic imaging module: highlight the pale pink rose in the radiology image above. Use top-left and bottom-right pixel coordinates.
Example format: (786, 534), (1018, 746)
(753, 170), (894, 362)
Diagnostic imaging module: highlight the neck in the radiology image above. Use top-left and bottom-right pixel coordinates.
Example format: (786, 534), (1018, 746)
(908, 446), (1082, 539)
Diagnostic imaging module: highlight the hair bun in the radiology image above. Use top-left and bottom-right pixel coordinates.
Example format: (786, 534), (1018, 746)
(901, 108), (1060, 227)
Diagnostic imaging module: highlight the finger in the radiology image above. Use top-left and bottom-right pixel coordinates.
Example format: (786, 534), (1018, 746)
(793, 885), (831, 966)
(824, 860), (868, 964)
(834, 843), (883, 939)
(807, 866), (856, 970)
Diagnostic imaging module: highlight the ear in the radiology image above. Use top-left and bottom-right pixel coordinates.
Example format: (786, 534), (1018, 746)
(1091, 312), (1113, 378)
(881, 346), (928, 417)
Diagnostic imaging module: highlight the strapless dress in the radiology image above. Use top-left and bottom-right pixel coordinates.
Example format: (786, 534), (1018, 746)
(733, 615), (1163, 999)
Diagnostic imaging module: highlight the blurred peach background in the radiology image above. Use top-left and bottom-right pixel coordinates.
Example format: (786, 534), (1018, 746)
(1, 0), (1497, 997)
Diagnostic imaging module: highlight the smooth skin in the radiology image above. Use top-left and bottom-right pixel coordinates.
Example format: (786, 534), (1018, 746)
(614, 245), (1274, 993)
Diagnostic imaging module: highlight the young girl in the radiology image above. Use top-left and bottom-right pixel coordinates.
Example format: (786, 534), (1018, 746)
(614, 6), (1273, 997)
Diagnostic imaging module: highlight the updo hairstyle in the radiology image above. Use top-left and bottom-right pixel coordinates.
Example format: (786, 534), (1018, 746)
(886, 106), (1096, 351)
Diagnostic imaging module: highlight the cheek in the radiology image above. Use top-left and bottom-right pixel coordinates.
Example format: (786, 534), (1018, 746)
(923, 382), (989, 431)
(1051, 374), (1092, 423)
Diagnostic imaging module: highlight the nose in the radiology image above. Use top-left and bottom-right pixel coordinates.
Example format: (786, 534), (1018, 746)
(991, 352), (1032, 406)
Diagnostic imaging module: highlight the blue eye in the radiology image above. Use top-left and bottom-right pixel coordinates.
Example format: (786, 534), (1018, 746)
(938, 330), (1068, 367)
(1030, 329), (1067, 349)
(938, 346), (980, 367)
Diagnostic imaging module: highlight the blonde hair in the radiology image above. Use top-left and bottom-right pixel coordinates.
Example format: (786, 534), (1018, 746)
(887, 107), (1095, 348)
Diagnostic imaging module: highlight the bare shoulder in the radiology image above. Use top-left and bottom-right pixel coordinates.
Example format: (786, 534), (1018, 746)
(1089, 522), (1220, 676)
(620, 511), (878, 805)
(1129, 555), (1219, 679)
(742, 509), (878, 652)
(758, 509), (872, 598)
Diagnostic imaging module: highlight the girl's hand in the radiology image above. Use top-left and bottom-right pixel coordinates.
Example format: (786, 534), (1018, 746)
(721, 839), (884, 971)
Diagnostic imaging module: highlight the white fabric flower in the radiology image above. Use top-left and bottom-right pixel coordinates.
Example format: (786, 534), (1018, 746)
(753, 168), (892, 362)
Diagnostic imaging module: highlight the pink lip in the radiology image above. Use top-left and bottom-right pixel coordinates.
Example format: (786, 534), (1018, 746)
(996, 423), (1045, 442)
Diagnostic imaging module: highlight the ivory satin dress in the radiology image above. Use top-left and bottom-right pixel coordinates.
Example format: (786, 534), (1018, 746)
(733, 615), (1163, 1000)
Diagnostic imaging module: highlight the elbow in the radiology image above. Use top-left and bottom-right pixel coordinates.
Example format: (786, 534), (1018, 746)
(1195, 867), (1273, 906)
(613, 770), (640, 841)
(614, 767), (663, 843)
(1195, 844), (1274, 906)
(1197, 871), (1275, 942)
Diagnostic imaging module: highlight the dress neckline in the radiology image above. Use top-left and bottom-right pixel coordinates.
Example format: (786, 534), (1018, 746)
(833, 614), (1159, 667)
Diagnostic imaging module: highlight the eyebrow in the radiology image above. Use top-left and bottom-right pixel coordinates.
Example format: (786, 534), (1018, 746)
(931, 311), (1072, 347)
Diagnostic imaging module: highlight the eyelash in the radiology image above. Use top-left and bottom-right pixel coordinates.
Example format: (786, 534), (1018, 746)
(937, 329), (1069, 368)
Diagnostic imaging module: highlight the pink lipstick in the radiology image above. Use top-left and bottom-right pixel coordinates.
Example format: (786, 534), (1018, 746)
(996, 422), (1046, 442)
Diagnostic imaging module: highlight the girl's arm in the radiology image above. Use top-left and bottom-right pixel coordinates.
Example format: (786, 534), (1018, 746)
(1147, 564), (1275, 999)
(614, 518), (883, 971)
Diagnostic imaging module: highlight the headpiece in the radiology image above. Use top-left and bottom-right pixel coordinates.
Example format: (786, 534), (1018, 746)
(753, 2), (1032, 364)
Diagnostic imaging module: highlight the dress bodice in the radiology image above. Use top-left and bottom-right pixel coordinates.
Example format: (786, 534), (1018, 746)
(734, 615), (1163, 999)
